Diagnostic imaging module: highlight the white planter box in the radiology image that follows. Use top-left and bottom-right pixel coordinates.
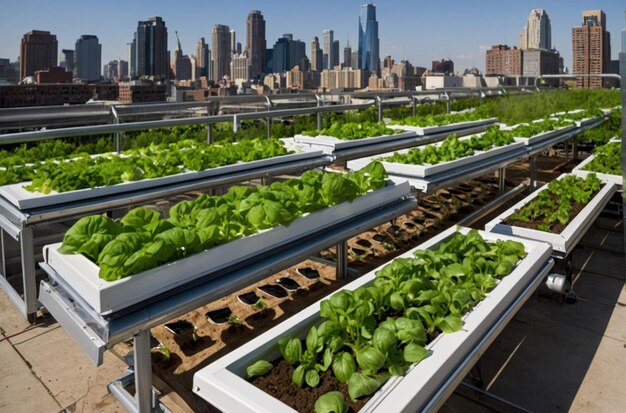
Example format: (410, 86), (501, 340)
(502, 124), (577, 146)
(193, 226), (552, 413)
(346, 135), (524, 178)
(571, 153), (622, 187)
(292, 131), (417, 154)
(0, 151), (324, 210)
(485, 175), (617, 254)
(43, 182), (411, 314)
(386, 118), (497, 136)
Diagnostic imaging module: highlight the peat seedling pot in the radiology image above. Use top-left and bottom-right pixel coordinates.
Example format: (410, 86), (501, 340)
(206, 308), (233, 325)
(164, 319), (198, 347)
(296, 267), (320, 281)
(356, 239), (372, 248)
(276, 277), (301, 292)
(239, 292), (261, 306)
(258, 284), (289, 299)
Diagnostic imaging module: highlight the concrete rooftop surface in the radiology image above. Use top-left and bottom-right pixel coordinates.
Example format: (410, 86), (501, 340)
(0, 213), (625, 413)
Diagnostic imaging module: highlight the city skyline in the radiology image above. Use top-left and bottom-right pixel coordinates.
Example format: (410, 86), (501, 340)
(0, 1), (623, 75)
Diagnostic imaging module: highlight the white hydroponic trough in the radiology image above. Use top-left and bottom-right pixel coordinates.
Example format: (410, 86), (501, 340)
(386, 117), (498, 136)
(501, 124), (577, 146)
(0, 150), (325, 210)
(571, 155), (623, 187)
(485, 174), (617, 255)
(43, 182), (412, 314)
(346, 135), (524, 178)
(292, 130), (417, 153)
(192, 226), (553, 413)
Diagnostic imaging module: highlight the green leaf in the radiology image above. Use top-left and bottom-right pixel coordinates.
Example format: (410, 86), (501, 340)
(372, 326), (398, 354)
(120, 208), (161, 229)
(332, 351), (357, 384)
(315, 391), (348, 413)
(279, 337), (302, 365)
(356, 346), (386, 373)
(292, 365), (306, 387)
(437, 315), (463, 333)
(347, 372), (390, 400)
(305, 368), (321, 388)
(403, 343), (428, 363)
(246, 360), (273, 379)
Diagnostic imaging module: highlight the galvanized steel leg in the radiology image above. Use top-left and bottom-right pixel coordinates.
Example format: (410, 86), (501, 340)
(572, 136), (578, 161)
(498, 167), (506, 193)
(133, 329), (153, 413)
(20, 226), (38, 319)
(529, 156), (537, 189)
(564, 140), (569, 162)
(336, 241), (348, 279)
(266, 117), (271, 139)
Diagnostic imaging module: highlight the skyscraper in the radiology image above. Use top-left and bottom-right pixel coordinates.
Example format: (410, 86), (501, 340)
(572, 10), (611, 88)
(323, 29), (333, 69)
(272, 36), (290, 73)
(520, 9), (551, 50)
(172, 31), (192, 80)
(311, 36), (323, 72)
(358, 3), (380, 73)
(246, 10), (266, 80)
(196, 37), (210, 78)
(343, 42), (352, 68)
(127, 37), (136, 77)
(75, 35), (101, 82)
(135, 16), (168, 79)
(212, 24), (231, 80)
(230, 30), (237, 55)
(60, 49), (75, 72)
(20, 30), (58, 80)
(331, 40), (340, 69)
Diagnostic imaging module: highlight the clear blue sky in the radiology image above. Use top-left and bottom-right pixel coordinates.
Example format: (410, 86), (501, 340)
(1, 0), (624, 73)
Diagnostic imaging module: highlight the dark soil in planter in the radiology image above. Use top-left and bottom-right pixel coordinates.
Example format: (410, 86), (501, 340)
(350, 247), (367, 256)
(245, 309), (277, 328)
(372, 233), (389, 244)
(502, 187), (602, 234)
(250, 359), (371, 413)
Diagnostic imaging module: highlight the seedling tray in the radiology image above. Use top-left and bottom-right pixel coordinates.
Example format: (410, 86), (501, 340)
(292, 131), (417, 153)
(485, 174), (617, 254)
(192, 226), (552, 413)
(43, 182), (412, 314)
(0, 150), (324, 210)
(386, 118), (497, 136)
(346, 135), (524, 178)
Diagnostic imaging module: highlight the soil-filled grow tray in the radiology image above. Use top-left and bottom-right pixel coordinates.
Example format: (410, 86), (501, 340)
(0, 150), (324, 210)
(42, 182), (412, 314)
(192, 226), (552, 413)
(346, 135), (524, 178)
(571, 144), (622, 187)
(292, 131), (417, 153)
(386, 117), (497, 136)
(485, 174), (617, 255)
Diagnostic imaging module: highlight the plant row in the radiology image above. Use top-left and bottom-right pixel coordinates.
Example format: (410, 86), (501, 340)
(508, 174), (602, 232)
(551, 108), (604, 122)
(58, 162), (388, 281)
(382, 126), (515, 166)
(389, 111), (487, 127)
(508, 118), (574, 138)
(246, 230), (527, 412)
(582, 141), (621, 176)
(300, 121), (405, 140)
(0, 138), (290, 192)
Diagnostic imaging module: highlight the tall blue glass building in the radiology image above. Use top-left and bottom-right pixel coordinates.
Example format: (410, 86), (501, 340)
(358, 3), (380, 73)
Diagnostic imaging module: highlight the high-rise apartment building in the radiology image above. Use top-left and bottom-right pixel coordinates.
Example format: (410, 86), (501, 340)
(290, 38), (307, 70)
(520, 9), (551, 50)
(135, 16), (168, 79)
(75, 35), (101, 82)
(246, 10), (266, 80)
(572, 10), (611, 88)
(118, 60), (129, 79)
(344, 42), (352, 68)
(20, 30), (58, 80)
(196, 37), (210, 78)
(230, 53), (250, 82)
(61, 49), (75, 72)
(323, 29), (333, 69)
(272, 36), (290, 73)
(127, 38), (136, 77)
(431, 59), (454, 74)
(212, 24), (231, 80)
(485, 45), (523, 76)
(311, 36), (323, 72)
(358, 3), (380, 73)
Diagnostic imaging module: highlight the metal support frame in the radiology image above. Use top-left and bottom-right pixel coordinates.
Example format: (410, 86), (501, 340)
(336, 241), (348, 279)
(620, 18), (626, 277)
(498, 167), (506, 193)
(376, 96), (383, 123)
(134, 329), (154, 412)
(529, 155), (537, 189)
(206, 123), (212, 144)
(110, 105), (122, 153)
(572, 135), (578, 161)
(564, 140), (569, 162)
